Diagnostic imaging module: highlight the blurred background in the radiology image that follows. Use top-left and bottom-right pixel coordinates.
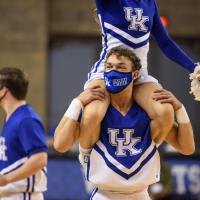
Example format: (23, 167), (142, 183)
(0, 0), (200, 199)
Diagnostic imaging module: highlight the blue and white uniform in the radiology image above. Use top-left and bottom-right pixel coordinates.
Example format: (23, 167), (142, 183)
(82, 103), (160, 199)
(86, 0), (196, 86)
(0, 104), (48, 200)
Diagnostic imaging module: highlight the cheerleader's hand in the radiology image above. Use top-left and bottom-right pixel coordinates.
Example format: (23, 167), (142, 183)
(152, 89), (182, 111)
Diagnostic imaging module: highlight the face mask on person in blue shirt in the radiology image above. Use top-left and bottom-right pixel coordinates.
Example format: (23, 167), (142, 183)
(104, 70), (133, 93)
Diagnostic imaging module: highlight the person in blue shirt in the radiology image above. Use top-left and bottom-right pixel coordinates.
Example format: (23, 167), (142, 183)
(54, 47), (195, 199)
(78, 0), (200, 151)
(0, 67), (48, 200)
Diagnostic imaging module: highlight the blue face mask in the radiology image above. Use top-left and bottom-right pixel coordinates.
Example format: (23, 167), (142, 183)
(104, 70), (133, 93)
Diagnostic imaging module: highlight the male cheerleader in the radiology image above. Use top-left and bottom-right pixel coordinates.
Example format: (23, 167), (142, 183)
(0, 67), (48, 200)
(54, 47), (195, 199)
(79, 0), (200, 155)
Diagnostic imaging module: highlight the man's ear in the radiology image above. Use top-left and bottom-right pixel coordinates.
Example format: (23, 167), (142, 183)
(0, 86), (8, 102)
(132, 70), (139, 81)
(0, 86), (7, 93)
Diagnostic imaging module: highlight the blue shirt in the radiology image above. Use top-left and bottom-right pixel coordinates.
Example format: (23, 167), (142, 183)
(90, 102), (158, 180)
(0, 104), (48, 172)
(86, 102), (160, 192)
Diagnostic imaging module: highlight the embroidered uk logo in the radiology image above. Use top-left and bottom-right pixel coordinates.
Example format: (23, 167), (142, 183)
(108, 128), (142, 157)
(124, 7), (149, 32)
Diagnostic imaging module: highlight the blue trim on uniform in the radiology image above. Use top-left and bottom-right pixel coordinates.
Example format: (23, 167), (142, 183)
(90, 188), (98, 200)
(32, 175), (35, 192)
(23, 192), (26, 200)
(23, 192), (32, 200)
(88, 19), (108, 79)
(86, 157), (90, 181)
(93, 47), (107, 74)
(3, 163), (24, 175)
(90, 46), (107, 76)
(42, 168), (47, 177)
(26, 177), (30, 192)
(106, 28), (149, 49)
(94, 144), (157, 179)
(28, 147), (48, 157)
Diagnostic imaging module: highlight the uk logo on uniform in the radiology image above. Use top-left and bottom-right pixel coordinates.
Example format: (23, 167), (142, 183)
(124, 7), (149, 32)
(108, 128), (142, 157)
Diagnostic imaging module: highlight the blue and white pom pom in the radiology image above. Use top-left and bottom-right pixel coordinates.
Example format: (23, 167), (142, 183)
(190, 63), (200, 101)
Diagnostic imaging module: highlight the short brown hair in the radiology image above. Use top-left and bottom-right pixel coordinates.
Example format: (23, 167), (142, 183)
(0, 67), (29, 100)
(105, 47), (142, 71)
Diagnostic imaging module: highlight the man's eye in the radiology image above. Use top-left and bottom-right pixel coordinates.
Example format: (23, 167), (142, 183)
(117, 66), (125, 69)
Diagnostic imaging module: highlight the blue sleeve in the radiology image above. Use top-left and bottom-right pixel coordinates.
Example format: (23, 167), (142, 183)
(151, 1), (196, 72)
(95, 0), (105, 14)
(18, 118), (48, 157)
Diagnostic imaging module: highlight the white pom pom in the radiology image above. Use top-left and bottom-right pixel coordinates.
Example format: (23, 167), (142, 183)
(190, 63), (200, 101)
